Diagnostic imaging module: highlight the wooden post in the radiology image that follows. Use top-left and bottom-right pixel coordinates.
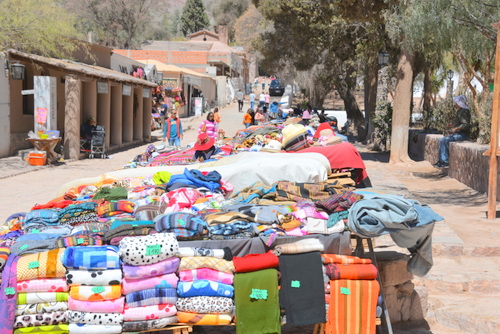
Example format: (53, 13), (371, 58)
(487, 22), (500, 219)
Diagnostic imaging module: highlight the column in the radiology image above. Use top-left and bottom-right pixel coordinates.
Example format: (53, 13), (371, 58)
(133, 87), (144, 141)
(110, 84), (122, 146)
(143, 88), (152, 141)
(64, 75), (81, 160)
(122, 85), (133, 143)
(97, 81), (111, 149)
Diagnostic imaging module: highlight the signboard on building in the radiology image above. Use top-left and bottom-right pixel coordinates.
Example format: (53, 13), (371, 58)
(97, 82), (108, 94)
(122, 85), (131, 96)
(34, 76), (57, 133)
(142, 89), (150, 98)
(163, 78), (178, 90)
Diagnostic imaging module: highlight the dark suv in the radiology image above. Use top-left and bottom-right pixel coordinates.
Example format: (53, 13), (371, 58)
(269, 79), (285, 96)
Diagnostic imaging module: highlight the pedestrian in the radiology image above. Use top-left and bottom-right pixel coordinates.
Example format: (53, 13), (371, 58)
(198, 111), (218, 140)
(163, 110), (183, 148)
(243, 109), (253, 129)
(213, 107), (221, 124)
(249, 91), (256, 111)
(259, 92), (266, 108)
(301, 105), (312, 125)
(253, 78), (258, 91)
(434, 95), (471, 168)
(261, 77), (266, 92)
(193, 133), (222, 163)
(237, 89), (244, 112)
(265, 91), (270, 108)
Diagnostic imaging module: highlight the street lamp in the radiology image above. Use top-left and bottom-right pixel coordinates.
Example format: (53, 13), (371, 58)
(447, 70), (454, 81)
(4, 60), (26, 80)
(378, 51), (390, 66)
(446, 70), (454, 100)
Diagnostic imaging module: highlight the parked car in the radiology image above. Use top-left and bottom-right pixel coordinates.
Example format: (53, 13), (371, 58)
(269, 79), (285, 96)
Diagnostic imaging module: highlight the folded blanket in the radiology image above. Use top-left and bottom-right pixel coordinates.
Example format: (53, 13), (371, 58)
(118, 233), (179, 266)
(321, 254), (372, 264)
(326, 279), (380, 334)
(203, 211), (253, 226)
(0, 255), (19, 333)
(23, 209), (60, 227)
(55, 234), (104, 248)
(176, 296), (234, 314)
(17, 278), (68, 293)
(233, 251), (279, 273)
(104, 224), (156, 242)
(273, 238), (324, 255)
(279, 252), (326, 326)
(68, 296), (124, 313)
(14, 311), (67, 328)
(69, 285), (122, 301)
(177, 247), (232, 260)
(121, 317), (178, 332)
(125, 288), (177, 308)
(234, 269), (280, 334)
(62, 246), (121, 270)
(154, 212), (207, 238)
(109, 220), (152, 230)
(324, 263), (378, 280)
(176, 312), (232, 325)
(15, 302), (68, 316)
(177, 280), (234, 298)
(17, 292), (68, 305)
(122, 256), (180, 279)
(65, 269), (122, 286)
(66, 311), (123, 325)
(67, 323), (122, 333)
(13, 324), (69, 333)
(58, 202), (98, 225)
(208, 221), (257, 237)
(122, 273), (178, 295)
(122, 304), (177, 321)
(71, 222), (111, 235)
(0, 246), (11, 270)
(97, 200), (135, 218)
(17, 248), (66, 281)
(178, 257), (235, 273)
(178, 268), (234, 285)
(11, 234), (61, 256)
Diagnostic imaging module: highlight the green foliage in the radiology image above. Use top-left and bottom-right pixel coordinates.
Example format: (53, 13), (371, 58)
(211, 0), (250, 42)
(181, 0), (210, 36)
(233, 5), (266, 53)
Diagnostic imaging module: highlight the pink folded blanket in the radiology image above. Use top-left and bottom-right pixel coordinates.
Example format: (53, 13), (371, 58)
(122, 273), (178, 295)
(122, 303), (177, 321)
(178, 268), (234, 285)
(68, 296), (125, 313)
(17, 278), (68, 293)
(122, 257), (180, 280)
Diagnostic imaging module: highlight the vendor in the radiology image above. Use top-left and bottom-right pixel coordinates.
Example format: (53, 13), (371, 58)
(193, 133), (222, 162)
(313, 116), (348, 142)
(81, 117), (97, 139)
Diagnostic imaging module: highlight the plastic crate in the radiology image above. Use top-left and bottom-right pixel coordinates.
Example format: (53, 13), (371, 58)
(28, 151), (47, 166)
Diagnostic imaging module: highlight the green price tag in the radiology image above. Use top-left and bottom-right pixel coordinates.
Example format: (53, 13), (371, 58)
(249, 288), (268, 300)
(28, 261), (39, 269)
(20, 245), (29, 251)
(291, 280), (301, 288)
(340, 287), (351, 295)
(92, 230), (99, 233)
(31, 229), (40, 234)
(91, 286), (105, 294)
(177, 218), (186, 226)
(146, 244), (162, 256)
(4, 287), (15, 295)
(77, 238), (85, 245)
(132, 224), (138, 227)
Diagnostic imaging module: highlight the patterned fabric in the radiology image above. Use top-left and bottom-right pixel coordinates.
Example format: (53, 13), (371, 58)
(62, 246), (121, 270)
(324, 263), (378, 280)
(15, 302), (68, 316)
(121, 317), (178, 332)
(55, 234), (104, 248)
(133, 203), (167, 221)
(153, 212), (206, 238)
(176, 312), (232, 325)
(321, 254), (372, 265)
(58, 202), (98, 226)
(122, 257), (180, 280)
(125, 288), (177, 308)
(273, 238), (324, 255)
(97, 201), (135, 217)
(122, 273), (178, 295)
(14, 311), (67, 328)
(177, 280), (234, 298)
(326, 279), (380, 334)
(69, 285), (122, 301)
(163, 188), (205, 212)
(176, 296), (234, 314)
(65, 269), (122, 286)
(178, 268), (234, 285)
(66, 311), (123, 325)
(122, 304), (177, 321)
(0, 255), (19, 334)
(177, 247), (232, 260)
(229, 181), (277, 204)
(275, 181), (344, 202)
(208, 221), (256, 236)
(104, 224), (156, 242)
(179, 257), (235, 274)
(118, 233), (179, 266)
(203, 211), (253, 226)
(17, 278), (68, 293)
(17, 249), (66, 281)
(0, 246), (10, 270)
(13, 324), (69, 333)
(67, 323), (122, 333)
(23, 209), (59, 228)
(70, 222), (111, 235)
(17, 292), (68, 305)
(315, 191), (364, 214)
(68, 296), (125, 313)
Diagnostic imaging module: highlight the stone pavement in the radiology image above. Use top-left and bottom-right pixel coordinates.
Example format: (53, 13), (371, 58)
(0, 101), (499, 333)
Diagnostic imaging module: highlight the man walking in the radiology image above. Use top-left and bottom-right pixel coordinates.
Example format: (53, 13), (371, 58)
(237, 89), (244, 112)
(249, 91), (256, 111)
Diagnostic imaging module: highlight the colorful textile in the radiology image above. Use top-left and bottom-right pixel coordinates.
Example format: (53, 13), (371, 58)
(10, 234), (61, 256)
(23, 209), (59, 227)
(178, 268), (234, 285)
(133, 203), (167, 221)
(0, 255), (19, 334)
(167, 168), (221, 192)
(152, 171), (173, 186)
(233, 251), (279, 273)
(109, 220), (152, 230)
(176, 312), (232, 325)
(58, 202), (98, 226)
(17, 278), (68, 293)
(324, 263), (378, 280)
(177, 280), (234, 298)
(121, 317), (178, 332)
(62, 246), (121, 270)
(104, 224), (156, 242)
(65, 269), (122, 286)
(13, 324), (69, 333)
(122, 257), (180, 280)
(203, 211), (253, 226)
(118, 233), (179, 266)
(273, 238), (324, 255)
(92, 187), (128, 201)
(125, 288), (177, 308)
(275, 181), (344, 202)
(176, 296), (234, 314)
(229, 181), (277, 204)
(314, 191), (363, 214)
(122, 304), (177, 322)
(15, 302), (68, 316)
(234, 269), (280, 334)
(67, 324), (121, 333)
(14, 311), (67, 328)
(68, 296), (125, 313)
(153, 212), (206, 238)
(17, 249), (66, 281)
(70, 223), (111, 235)
(55, 234), (103, 248)
(207, 221), (256, 237)
(97, 201), (135, 217)
(178, 257), (235, 274)
(163, 188), (205, 213)
(177, 247), (232, 260)
(279, 252), (326, 326)
(321, 254), (372, 265)
(325, 279), (380, 334)
(66, 311), (123, 325)
(17, 292), (68, 305)
(0, 246), (10, 270)
(122, 273), (178, 295)
(69, 285), (122, 301)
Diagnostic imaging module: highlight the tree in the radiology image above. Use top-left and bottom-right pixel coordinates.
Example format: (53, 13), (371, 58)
(0, 0), (81, 57)
(181, 0), (210, 36)
(211, 0), (250, 42)
(234, 5), (266, 52)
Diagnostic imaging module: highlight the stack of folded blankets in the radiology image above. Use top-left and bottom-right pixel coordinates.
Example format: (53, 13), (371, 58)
(176, 247), (235, 325)
(63, 245), (124, 334)
(14, 248), (69, 333)
(105, 220), (158, 246)
(119, 233), (180, 332)
(322, 254), (380, 334)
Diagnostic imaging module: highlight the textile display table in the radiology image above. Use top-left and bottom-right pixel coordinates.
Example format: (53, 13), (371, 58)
(27, 137), (61, 163)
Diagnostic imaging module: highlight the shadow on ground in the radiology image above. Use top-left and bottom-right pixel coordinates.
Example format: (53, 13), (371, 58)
(359, 151), (391, 163)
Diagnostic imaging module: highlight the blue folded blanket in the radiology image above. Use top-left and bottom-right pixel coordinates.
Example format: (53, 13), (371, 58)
(62, 246), (121, 270)
(177, 280), (234, 298)
(125, 288), (177, 307)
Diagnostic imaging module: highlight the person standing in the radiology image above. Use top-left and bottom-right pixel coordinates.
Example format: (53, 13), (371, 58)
(434, 95), (471, 168)
(259, 92), (266, 108)
(265, 92), (270, 108)
(261, 77), (266, 92)
(243, 109), (253, 129)
(237, 89), (244, 112)
(249, 91), (256, 111)
(198, 112), (218, 140)
(163, 110), (183, 148)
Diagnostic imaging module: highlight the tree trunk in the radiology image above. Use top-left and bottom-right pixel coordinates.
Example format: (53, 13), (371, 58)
(389, 50), (414, 164)
(422, 67), (433, 130)
(364, 57), (378, 143)
(336, 80), (365, 136)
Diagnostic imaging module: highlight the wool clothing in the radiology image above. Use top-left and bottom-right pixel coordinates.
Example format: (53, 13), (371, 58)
(17, 292), (68, 305)
(118, 233), (179, 266)
(121, 317), (178, 332)
(154, 212), (207, 238)
(179, 256), (235, 273)
(176, 296), (234, 314)
(23, 209), (59, 227)
(125, 288), (177, 308)
(66, 311), (123, 325)
(321, 254), (372, 265)
(208, 221), (256, 237)
(324, 263), (378, 280)
(315, 191), (364, 214)
(176, 312), (232, 326)
(15, 302), (68, 316)
(178, 268), (234, 285)
(62, 246), (121, 270)
(122, 273), (179, 295)
(104, 224), (156, 241)
(109, 220), (152, 230)
(167, 168), (221, 192)
(17, 248), (66, 281)
(92, 187), (128, 201)
(68, 296), (125, 313)
(17, 278), (68, 293)
(58, 202), (98, 226)
(55, 234), (104, 248)
(97, 200), (135, 217)
(203, 211), (253, 226)
(122, 256), (180, 279)
(233, 251), (279, 273)
(275, 181), (344, 202)
(152, 171), (173, 186)
(10, 234), (61, 256)
(14, 311), (67, 328)
(177, 280), (234, 298)
(65, 269), (122, 286)
(122, 304), (177, 321)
